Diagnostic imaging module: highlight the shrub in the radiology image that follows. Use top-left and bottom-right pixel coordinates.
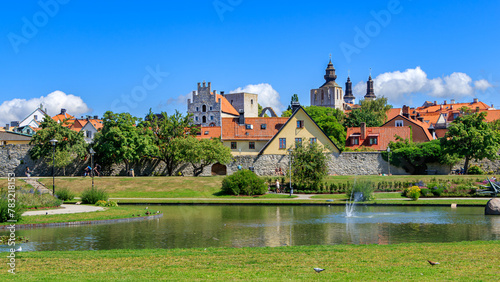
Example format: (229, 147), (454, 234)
(431, 187), (444, 197)
(221, 169), (267, 196)
(0, 196), (23, 223)
(81, 187), (108, 204)
(467, 165), (484, 175)
(346, 181), (375, 201)
(18, 190), (62, 209)
(405, 186), (421, 200)
(420, 188), (432, 197)
(95, 200), (118, 207)
(55, 187), (75, 201)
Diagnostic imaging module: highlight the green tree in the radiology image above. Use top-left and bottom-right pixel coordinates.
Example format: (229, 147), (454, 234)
(291, 140), (328, 189)
(304, 106), (346, 150)
(441, 111), (500, 174)
(30, 116), (87, 174)
(94, 111), (156, 172)
(142, 110), (198, 176)
(175, 136), (233, 176)
(343, 97), (392, 128)
(386, 139), (451, 174)
(283, 94), (300, 115)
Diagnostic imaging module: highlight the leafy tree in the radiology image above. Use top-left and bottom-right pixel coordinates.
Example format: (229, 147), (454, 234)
(291, 140), (328, 189)
(386, 139), (450, 174)
(30, 116), (87, 174)
(281, 109), (292, 117)
(304, 106), (346, 150)
(441, 111), (500, 174)
(94, 111), (156, 172)
(343, 97), (392, 127)
(175, 136), (233, 176)
(282, 94), (301, 116)
(142, 110), (199, 176)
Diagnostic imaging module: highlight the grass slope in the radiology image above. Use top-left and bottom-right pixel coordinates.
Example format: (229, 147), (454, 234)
(2, 241), (498, 280)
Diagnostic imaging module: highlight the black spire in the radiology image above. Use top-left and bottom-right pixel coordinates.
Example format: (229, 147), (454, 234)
(324, 59), (337, 83)
(364, 75), (376, 100)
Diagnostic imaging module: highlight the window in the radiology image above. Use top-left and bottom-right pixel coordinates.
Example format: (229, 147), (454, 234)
(196, 107), (199, 112)
(395, 120), (403, 127)
(202, 105), (207, 112)
(202, 116), (206, 123)
(295, 138), (302, 147)
(246, 124), (253, 129)
(251, 99), (253, 105)
(195, 116), (199, 121)
(296, 120), (304, 128)
(209, 106), (213, 111)
(249, 142), (255, 149)
(34, 115), (38, 120)
(231, 142), (237, 149)
(231, 100), (233, 105)
(204, 131), (209, 135)
(210, 115), (214, 121)
(369, 137), (378, 145)
(310, 138), (317, 144)
(86, 131), (92, 138)
(279, 138), (286, 149)
(261, 124), (267, 129)
(352, 138), (359, 145)
(453, 113), (459, 119)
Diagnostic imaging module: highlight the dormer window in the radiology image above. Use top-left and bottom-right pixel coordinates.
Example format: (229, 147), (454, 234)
(261, 124), (267, 129)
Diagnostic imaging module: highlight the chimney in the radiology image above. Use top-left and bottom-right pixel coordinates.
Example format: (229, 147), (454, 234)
(5, 124), (9, 131)
(451, 105), (453, 110)
(417, 117), (424, 122)
(440, 105), (443, 110)
(81, 116), (84, 119)
(402, 105), (410, 118)
(434, 101), (437, 106)
(443, 100), (447, 105)
(291, 101), (301, 113)
(220, 91), (225, 96)
(360, 122), (366, 139)
(451, 99), (455, 104)
(94, 115), (98, 119)
(238, 109), (245, 125)
(473, 98), (478, 103)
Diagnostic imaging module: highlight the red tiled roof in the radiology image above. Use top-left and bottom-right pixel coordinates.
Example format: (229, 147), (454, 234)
(481, 109), (500, 122)
(52, 113), (74, 123)
(216, 94), (239, 116)
(222, 117), (288, 140)
(386, 115), (433, 141)
(386, 108), (401, 121)
(346, 126), (411, 151)
(196, 126), (222, 139)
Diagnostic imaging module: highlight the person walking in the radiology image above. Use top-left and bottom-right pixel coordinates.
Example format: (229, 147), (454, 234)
(276, 179), (280, 193)
(25, 167), (31, 179)
(93, 163), (101, 177)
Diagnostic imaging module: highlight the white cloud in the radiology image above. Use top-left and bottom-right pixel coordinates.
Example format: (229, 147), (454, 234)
(231, 83), (284, 115)
(0, 90), (91, 125)
(167, 92), (192, 106)
(353, 67), (493, 104)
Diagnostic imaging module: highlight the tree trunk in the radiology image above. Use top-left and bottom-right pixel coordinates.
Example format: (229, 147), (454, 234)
(464, 156), (470, 175)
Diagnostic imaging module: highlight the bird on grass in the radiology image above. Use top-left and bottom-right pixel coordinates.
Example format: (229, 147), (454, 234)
(15, 246), (22, 252)
(427, 260), (440, 266)
(313, 268), (325, 273)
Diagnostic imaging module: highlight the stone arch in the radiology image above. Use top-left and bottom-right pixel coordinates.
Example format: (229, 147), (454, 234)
(259, 107), (278, 117)
(211, 163), (227, 175)
(209, 122), (216, 127)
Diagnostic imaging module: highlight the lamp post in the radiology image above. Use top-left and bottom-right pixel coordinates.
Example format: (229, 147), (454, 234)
(89, 147), (96, 188)
(49, 139), (58, 196)
(386, 146), (391, 176)
(288, 148), (293, 196)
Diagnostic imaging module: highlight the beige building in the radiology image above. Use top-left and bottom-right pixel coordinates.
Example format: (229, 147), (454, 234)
(0, 131), (32, 145)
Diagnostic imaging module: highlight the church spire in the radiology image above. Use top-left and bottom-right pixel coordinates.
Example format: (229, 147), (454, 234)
(364, 73), (376, 100)
(344, 74), (355, 104)
(324, 56), (337, 83)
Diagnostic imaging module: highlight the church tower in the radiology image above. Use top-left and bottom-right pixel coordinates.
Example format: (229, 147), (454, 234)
(310, 57), (344, 111)
(343, 76), (355, 104)
(364, 75), (376, 100)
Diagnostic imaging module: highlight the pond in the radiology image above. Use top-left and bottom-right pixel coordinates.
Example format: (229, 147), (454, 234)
(2, 205), (500, 251)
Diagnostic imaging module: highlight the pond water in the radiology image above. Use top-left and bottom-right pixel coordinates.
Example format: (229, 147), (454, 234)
(3, 205), (500, 251)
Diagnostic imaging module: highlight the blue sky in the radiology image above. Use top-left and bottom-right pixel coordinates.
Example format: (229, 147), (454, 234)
(1, 0), (499, 124)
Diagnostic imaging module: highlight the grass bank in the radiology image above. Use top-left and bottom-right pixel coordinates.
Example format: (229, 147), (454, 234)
(2, 241), (498, 280)
(0, 206), (157, 226)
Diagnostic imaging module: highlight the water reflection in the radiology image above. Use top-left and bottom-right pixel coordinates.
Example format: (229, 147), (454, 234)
(1, 205), (497, 251)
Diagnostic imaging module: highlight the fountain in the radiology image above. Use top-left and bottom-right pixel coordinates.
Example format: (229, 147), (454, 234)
(345, 190), (364, 217)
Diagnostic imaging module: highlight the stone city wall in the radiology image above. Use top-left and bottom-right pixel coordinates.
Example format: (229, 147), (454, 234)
(3, 144), (498, 178)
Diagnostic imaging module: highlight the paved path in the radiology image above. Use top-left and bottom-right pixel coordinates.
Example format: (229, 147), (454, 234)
(23, 204), (105, 216)
(23, 177), (52, 195)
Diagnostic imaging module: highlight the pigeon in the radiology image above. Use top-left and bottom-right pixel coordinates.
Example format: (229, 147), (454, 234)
(15, 246), (22, 252)
(313, 268), (325, 273)
(427, 260), (440, 266)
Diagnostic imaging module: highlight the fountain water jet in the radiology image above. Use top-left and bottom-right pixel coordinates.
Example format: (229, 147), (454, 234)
(345, 191), (363, 217)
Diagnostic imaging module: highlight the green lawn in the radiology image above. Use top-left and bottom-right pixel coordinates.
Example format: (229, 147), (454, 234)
(2, 241), (498, 280)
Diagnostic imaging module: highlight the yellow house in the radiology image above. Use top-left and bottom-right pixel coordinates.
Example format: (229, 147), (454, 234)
(0, 131), (32, 145)
(259, 104), (340, 155)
